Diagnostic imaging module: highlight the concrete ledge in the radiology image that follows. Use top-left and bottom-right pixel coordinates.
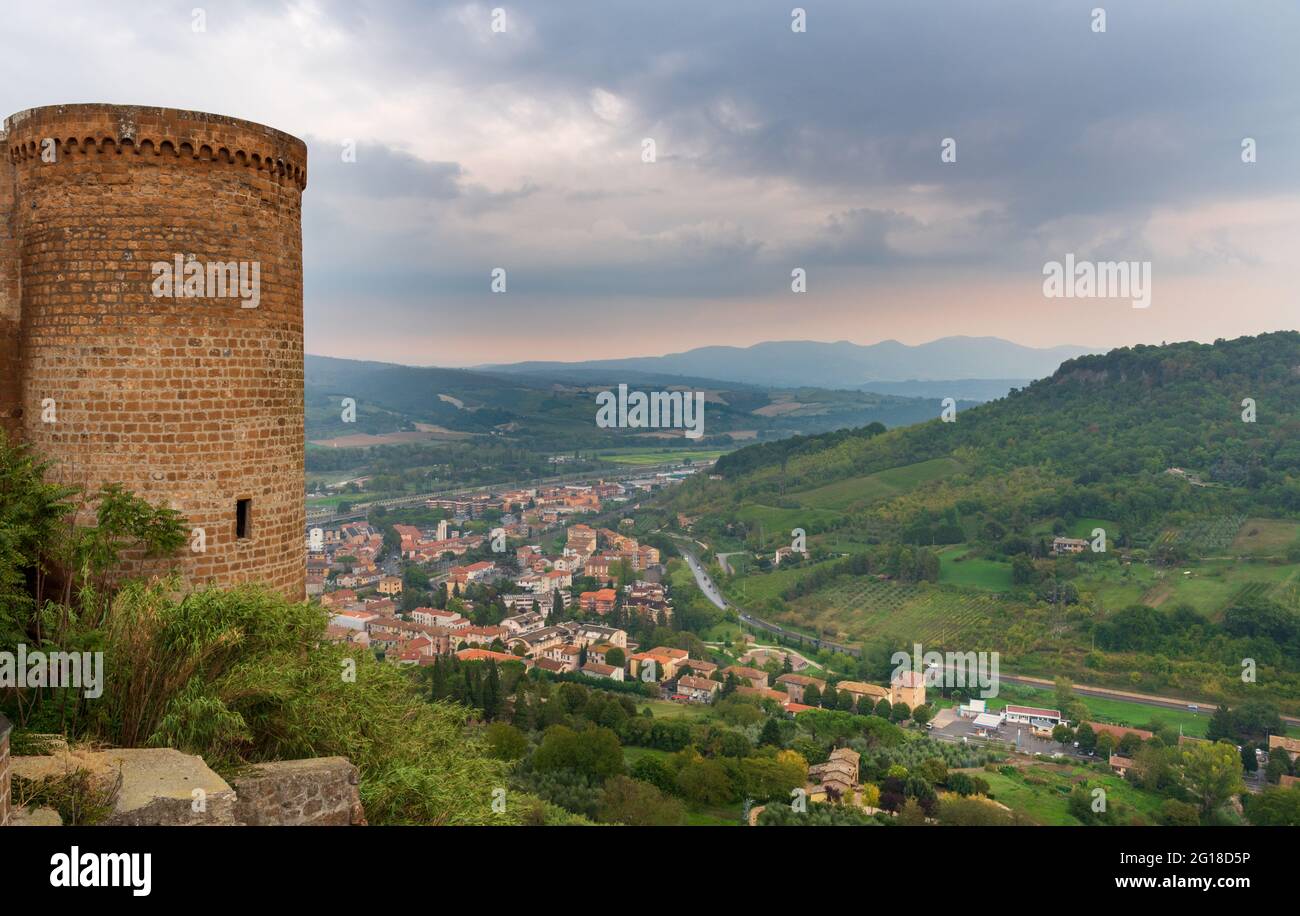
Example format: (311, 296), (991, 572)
(12, 747), (238, 826)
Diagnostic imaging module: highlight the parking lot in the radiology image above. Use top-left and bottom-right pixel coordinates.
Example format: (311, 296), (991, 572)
(929, 710), (1088, 759)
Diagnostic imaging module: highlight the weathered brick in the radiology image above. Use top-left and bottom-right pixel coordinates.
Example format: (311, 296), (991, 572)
(1, 105), (307, 599)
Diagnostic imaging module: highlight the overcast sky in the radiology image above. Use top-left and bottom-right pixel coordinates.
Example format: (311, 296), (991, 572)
(3, 1), (1298, 365)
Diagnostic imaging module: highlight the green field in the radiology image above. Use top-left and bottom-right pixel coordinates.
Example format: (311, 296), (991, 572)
(733, 503), (842, 536)
(938, 546), (1013, 591)
(594, 448), (730, 466)
(726, 559), (840, 606)
(1078, 561), (1161, 611)
(1068, 517), (1119, 540)
(698, 618), (746, 644)
(1079, 556), (1300, 620)
(637, 699), (715, 722)
(1231, 518), (1300, 555)
(306, 492), (404, 509)
(684, 802), (744, 826)
(789, 457), (965, 510)
(980, 765), (1166, 825)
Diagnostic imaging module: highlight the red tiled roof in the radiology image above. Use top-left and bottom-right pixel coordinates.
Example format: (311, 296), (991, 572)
(456, 648), (526, 665)
(1005, 705), (1062, 718)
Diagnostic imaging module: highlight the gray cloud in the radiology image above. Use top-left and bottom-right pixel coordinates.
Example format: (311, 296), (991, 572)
(4, 0), (1297, 360)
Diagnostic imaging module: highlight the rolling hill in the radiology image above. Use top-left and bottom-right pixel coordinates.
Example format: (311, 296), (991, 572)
(303, 354), (979, 450)
(695, 331), (1300, 524)
(663, 333), (1300, 711)
(479, 336), (1097, 392)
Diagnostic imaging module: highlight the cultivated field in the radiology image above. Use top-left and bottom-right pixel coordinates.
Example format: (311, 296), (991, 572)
(789, 457), (965, 510)
(1079, 556), (1300, 620)
(1152, 513), (1247, 554)
(1230, 517), (1300, 555)
(785, 577), (1008, 647)
(733, 503), (842, 536)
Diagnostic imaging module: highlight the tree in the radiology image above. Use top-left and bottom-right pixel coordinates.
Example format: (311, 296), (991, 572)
(533, 725), (624, 780)
(1117, 731), (1143, 758)
(484, 722), (527, 760)
(605, 647), (626, 669)
(759, 717), (783, 747)
(1182, 740), (1246, 815)
(1245, 786), (1300, 826)
(1231, 700), (1284, 744)
(1067, 785), (1103, 825)
(629, 756), (677, 795)
(739, 751), (808, 801)
(1159, 799), (1201, 826)
(481, 660), (502, 720)
(1095, 732), (1116, 759)
(558, 682), (589, 713)
(910, 704), (933, 726)
(597, 776), (685, 826)
(675, 754), (735, 806)
(1131, 742), (1176, 791)
(512, 689), (536, 731)
(802, 684), (821, 707)
(917, 757), (947, 785)
(1050, 675), (1071, 712)
(1206, 704), (1236, 743)
(897, 798), (927, 826)
(1075, 722), (1096, 753)
(1051, 677), (1089, 724)
(1265, 749), (1293, 784)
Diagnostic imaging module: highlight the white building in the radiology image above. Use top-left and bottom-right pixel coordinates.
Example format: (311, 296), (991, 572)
(1002, 705), (1064, 729)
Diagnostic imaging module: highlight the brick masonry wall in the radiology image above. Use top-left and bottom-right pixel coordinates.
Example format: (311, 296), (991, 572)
(2, 105), (307, 598)
(0, 132), (20, 442)
(232, 757), (367, 826)
(0, 714), (11, 827)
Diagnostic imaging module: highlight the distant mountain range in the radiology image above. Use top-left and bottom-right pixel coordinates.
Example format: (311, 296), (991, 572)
(478, 336), (1099, 396)
(301, 354), (978, 449)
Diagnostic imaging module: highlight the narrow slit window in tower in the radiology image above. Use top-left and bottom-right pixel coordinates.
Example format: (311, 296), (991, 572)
(236, 499), (252, 539)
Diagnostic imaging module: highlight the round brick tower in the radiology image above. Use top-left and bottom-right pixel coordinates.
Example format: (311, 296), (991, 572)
(1, 104), (307, 599)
